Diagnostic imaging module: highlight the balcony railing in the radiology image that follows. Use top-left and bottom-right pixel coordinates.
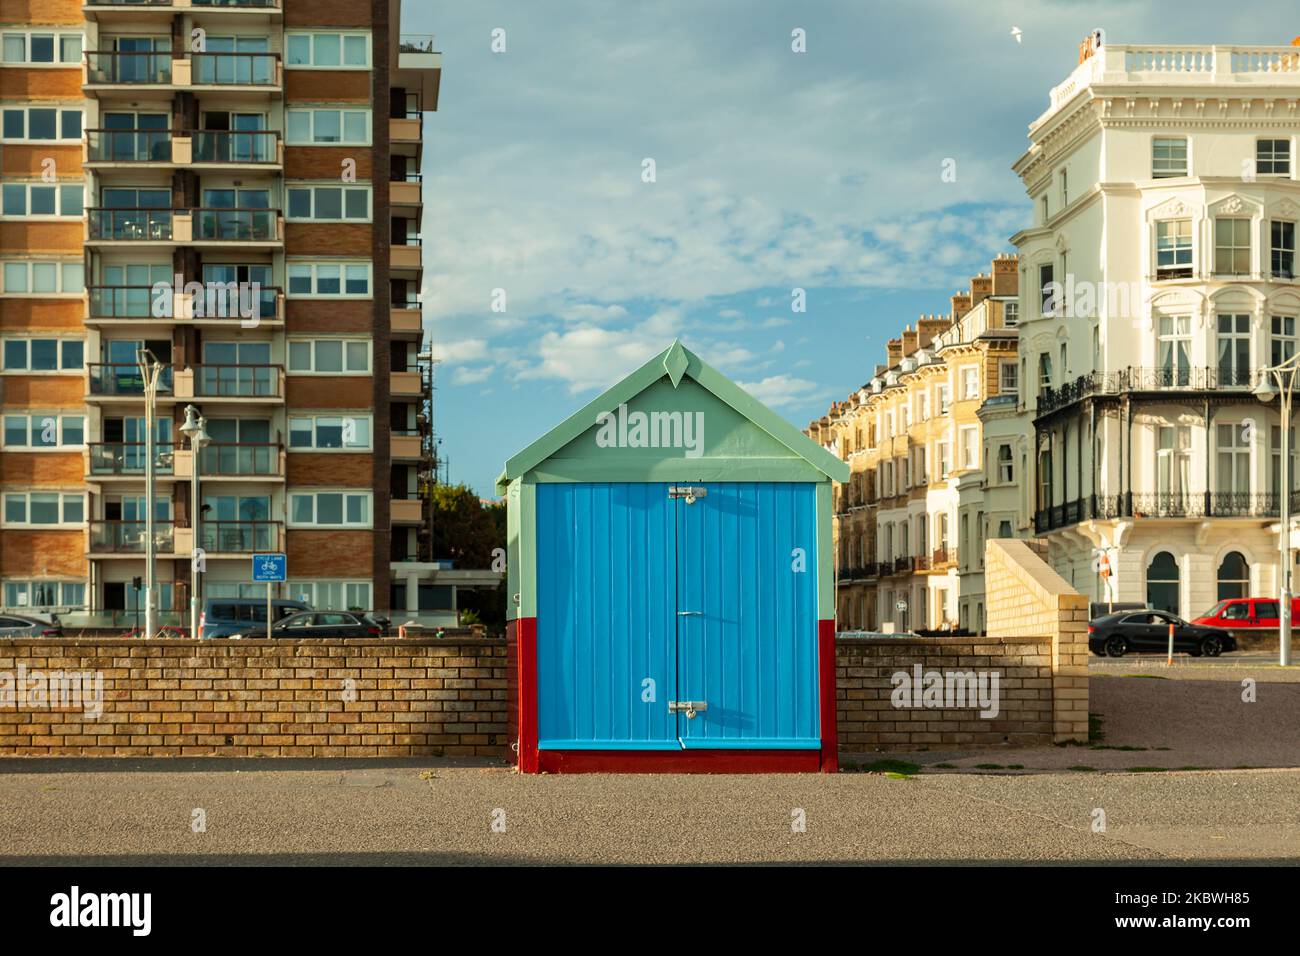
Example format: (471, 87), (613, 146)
(88, 0), (172, 5)
(193, 0), (280, 8)
(86, 51), (173, 85)
(200, 520), (279, 553)
(192, 208), (279, 241)
(893, 556), (914, 574)
(1037, 365), (1260, 415)
(90, 520), (175, 554)
(199, 442), (280, 476)
(1034, 490), (1300, 532)
(88, 207), (173, 241)
(931, 547), (955, 566)
(88, 284), (282, 322)
(87, 128), (171, 163)
(190, 52), (279, 86)
(190, 129), (279, 164)
(88, 363), (174, 396)
(88, 442), (176, 476)
(191, 364), (280, 398)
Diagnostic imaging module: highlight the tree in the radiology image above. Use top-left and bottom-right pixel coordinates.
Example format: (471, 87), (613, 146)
(430, 484), (503, 568)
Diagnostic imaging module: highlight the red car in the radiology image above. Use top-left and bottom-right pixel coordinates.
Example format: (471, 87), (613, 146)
(1192, 597), (1298, 630)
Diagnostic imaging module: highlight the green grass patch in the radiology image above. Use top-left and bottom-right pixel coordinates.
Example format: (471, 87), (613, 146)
(1068, 765), (1097, 772)
(974, 763), (1005, 770)
(932, 763), (956, 769)
(1091, 745), (1148, 752)
(856, 759), (922, 777)
(1128, 766), (1168, 773)
(1088, 713), (1106, 743)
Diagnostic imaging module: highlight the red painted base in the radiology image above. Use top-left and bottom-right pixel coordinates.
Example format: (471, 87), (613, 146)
(536, 749), (823, 774)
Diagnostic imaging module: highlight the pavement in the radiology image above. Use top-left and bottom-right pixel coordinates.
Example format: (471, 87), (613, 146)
(0, 759), (1296, 865)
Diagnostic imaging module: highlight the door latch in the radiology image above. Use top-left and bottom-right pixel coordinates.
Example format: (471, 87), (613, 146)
(668, 485), (707, 504)
(669, 700), (708, 719)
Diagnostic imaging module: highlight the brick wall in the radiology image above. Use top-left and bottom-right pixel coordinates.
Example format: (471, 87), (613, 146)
(985, 538), (1089, 743)
(0, 638), (508, 757)
(837, 635), (1054, 751)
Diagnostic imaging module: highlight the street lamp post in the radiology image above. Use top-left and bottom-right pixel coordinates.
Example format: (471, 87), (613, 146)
(1254, 359), (1299, 667)
(180, 405), (210, 639)
(136, 349), (164, 641)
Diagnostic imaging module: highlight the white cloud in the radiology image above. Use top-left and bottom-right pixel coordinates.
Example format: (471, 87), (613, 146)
(737, 374), (824, 409)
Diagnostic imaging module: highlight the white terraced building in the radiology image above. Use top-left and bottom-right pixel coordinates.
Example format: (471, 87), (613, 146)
(1011, 42), (1300, 619)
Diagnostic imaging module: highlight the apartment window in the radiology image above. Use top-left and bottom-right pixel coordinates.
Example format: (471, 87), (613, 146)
(1155, 219), (1193, 278)
(1216, 314), (1251, 387)
(1, 260), (83, 295)
(915, 445), (927, 485)
(1059, 342), (1068, 378)
(937, 383), (951, 414)
(1152, 137), (1188, 178)
(1038, 449), (1053, 508)
(999, 361), (1018, 396)
(1214, 218), (1251, 276)
(285, 580), (373, 612)
(1092, 325), (1101, 369)
(288, 414), (372, 450)
(2, 492), (84, 526)
(1040, 195), (1049, 223)
(1156, 426), (1191, 496)
(1, 32), (82, 65)
(1, 107), (81, 142)
(284, 32), (371, 69)
(2, 338), (83, 371)
(1216, 423), (1251, 494)
(1003, 301), (1019, 327)
(1157, 316), (1192, 385)
(1038, 264), (1055, 315)
(961, 366), (979, 400)
(0, 182), (83, 218)
(917, 391), (929, 421)
(1271, 315), (1297, 365)
(937, 439), (951, 477)
(289, 491), (372, 527)
(285, 108), (371, 145)
(1271, 220), (1296, 279)
(287, 339), (371, 374)
(285, 260), (371, 298)
(998, 519), (1012, 539)
(2, 414), (84, 448)
(960, 426), (979, 469)
(1059, 168), (1068, 206)
(901, 458), (910, 490)
(1257, 138), (1291, 176)
(997, 444), (1013, 483)
(1, 580), (85, 611)
(1037, 353), (1053, 391)
(1270, 425), (1299, 495)
(285, 184), (371, 222)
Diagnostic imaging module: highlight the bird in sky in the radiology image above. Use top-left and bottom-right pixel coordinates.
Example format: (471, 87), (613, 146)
(1011, 27), (1023, 44)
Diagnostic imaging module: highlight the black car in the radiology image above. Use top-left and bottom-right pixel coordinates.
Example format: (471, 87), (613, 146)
(252, 611), (384, 639)
(1088, 610), (1236, 658)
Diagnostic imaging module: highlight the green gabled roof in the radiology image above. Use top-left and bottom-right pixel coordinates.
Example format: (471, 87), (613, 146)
(495, 340), (849, 493)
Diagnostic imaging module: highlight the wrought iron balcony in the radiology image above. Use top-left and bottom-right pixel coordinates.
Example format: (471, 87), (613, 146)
(1037, 365), (1259, 416)
(1035, 490), (1300, 532)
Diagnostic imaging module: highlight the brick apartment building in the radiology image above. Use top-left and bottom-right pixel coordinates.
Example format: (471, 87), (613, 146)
(0, 0), (450, 624)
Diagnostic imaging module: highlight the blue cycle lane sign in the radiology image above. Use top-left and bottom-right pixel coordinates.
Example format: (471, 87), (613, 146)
(252, 553), (287, 582)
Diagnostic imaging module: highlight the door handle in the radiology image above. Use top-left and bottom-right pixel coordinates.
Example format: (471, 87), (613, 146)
(669, 700), (707, 719)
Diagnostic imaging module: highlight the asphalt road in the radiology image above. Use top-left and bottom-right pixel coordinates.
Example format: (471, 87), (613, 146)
(0, 759), (1296, 865)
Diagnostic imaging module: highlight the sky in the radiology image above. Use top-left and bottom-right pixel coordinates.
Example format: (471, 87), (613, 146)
(406, 0), (1298, 496)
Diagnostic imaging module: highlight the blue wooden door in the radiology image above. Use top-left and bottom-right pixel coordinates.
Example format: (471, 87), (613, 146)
(536, 482), (819, 751)
(536, 483), (678, 749)
(675, 483), (820, 749)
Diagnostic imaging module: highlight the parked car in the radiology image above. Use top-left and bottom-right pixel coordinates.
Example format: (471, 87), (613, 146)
(1088, 609), (1236, 658)
(1192, 597), (1298, 630)
(250, 611), (384, 639)
(1088, 601), (1148, 621)
(0, 614), (62, 638)
(199, 598), (311, 639)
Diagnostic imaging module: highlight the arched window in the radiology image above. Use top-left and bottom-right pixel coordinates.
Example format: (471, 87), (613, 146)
(1146, 551), (1180, 614)
(1217, 551), (1249, 601)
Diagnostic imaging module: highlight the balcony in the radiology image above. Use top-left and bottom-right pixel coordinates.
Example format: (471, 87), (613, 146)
(85, 51), (173, 88)
(930, 547), (956, 569)
(86, 128), (171, 164)
(84, 51), (283, 96)
(391, 497), (424, 524)
(893, 556), (914, 575)
(87, 363), (174, 398)
(87, 284), (283, 325)
(185, 52), (282, 90)
(185, 364), (283, 400)
(87, 207), (173, 243)
(1036, 365), (1259, 417)
(391, 236), (422, 274)
(190, 208), (283, 244)
(199, 442), (283, 479)
(390, 178), (422, 207)
(89, 520), (175, 555)
(199, 520), (281, 554)
(187, 129), (282, 166)
(391, 305), (422, 338)
(391, 432), (424, 462)
(87, 442), (176, 477)
(389, 116), (422, 145)
(391, 368), (423, 398)
(1033, 491), (1300, 532)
